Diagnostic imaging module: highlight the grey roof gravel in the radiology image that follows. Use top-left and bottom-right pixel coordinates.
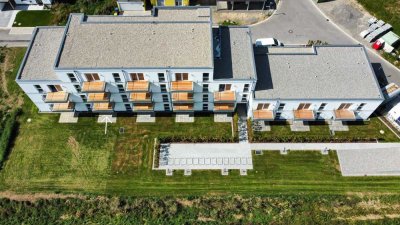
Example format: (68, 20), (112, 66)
(19, 27), (64, 81)
(254, 46), (383, 99)
(214, 27), (256, 80)
(56, 13), (213, 69)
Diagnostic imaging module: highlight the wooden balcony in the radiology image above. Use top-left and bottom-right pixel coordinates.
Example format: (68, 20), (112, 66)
(173, 103), (194, 111)
(214, 103), (235, 112)
(214, 91), (236, 102)
(44, 92), (69, 103)
(253, 110), (274, 120)
(126, 81), (149, 92)
(130, 92), (152, 102)
(52, 102), (74, 112)
(82, 81), (106, 92)
(87, 93), (109, 102)
(172, 92), (193, 102)
(171, 81), (193, 92)
(334, 109), (356, 120)
(293, 109), (315, 120)
(93, 102), (113, 111)
(133, 103), (153, 111)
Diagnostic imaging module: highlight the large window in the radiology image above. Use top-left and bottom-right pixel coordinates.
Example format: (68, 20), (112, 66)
(175, 73), (189, 81)
(256, 103), (269, 110)
(48, 85), (63, 92)
(130, 73), (144, 81)
(219, 84), (232, 91)
(297, 103), (311, 110)
(338, 103), (352, 110)
(84, 73), (100, 81)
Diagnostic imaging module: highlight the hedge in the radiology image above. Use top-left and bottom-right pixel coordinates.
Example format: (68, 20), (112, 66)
(0, 110), (18, 168)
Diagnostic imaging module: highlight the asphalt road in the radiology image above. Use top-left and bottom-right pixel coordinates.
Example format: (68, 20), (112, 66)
(250, 0), (400, 86)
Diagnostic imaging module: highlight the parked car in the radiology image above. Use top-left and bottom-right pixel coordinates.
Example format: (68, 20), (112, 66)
(372, 39), (384, 50)
(255, 38), (283, 47)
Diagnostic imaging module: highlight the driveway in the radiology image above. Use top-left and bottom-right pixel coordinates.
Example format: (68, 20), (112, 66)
(251, 0), (400, 86)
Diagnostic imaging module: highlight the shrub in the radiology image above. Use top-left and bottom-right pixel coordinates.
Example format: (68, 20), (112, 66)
(0, 110), (19, 168)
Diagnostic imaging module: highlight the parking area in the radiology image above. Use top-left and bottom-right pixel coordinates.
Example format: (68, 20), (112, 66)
(337, 148), (400, 176)
(158, 143), (253, 170)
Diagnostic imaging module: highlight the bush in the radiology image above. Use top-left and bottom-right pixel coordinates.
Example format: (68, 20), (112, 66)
(0, 110), (19, 168)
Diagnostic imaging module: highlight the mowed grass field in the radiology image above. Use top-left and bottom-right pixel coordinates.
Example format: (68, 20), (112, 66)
(357, 0), (400, 34)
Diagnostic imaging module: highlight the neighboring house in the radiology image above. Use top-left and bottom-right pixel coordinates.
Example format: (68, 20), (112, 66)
(250, 46), (384, 122)
(16, 7), (255, 116)
(153, 0), (189, 7)
(117, 0), (145, 12)
(14, 0), (52, 5)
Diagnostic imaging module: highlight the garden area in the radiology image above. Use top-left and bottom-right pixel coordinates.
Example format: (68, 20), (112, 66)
(13, 10), (53, 27)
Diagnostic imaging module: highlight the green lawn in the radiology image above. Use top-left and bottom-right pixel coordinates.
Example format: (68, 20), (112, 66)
(13, 10), (53, 27)
(250, 119), (399, 142)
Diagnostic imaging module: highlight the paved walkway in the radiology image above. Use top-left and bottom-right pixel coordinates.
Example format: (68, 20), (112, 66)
(251, 142), (400, 150)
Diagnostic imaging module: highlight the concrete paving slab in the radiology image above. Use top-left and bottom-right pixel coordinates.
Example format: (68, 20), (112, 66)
(290, 121), (310, 132)
(59, 112), (78, 123)
(329, 120), (349, 131)
(97, 115), (116, 123)
(337, 148), (400, 176)
(214, 113), (232, 122)
(175, 113), (194, 123)
(136, 114), (155, 123)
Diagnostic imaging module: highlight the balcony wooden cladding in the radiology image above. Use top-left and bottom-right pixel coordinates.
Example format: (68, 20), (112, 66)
(126, 81), (149, 92)
(45, 92), (69, 103)
(214, 103), (235, 111)
(133, 103), (153, 111)
(173, 103), (194, 111)
(253, 110), (274, 120)
(52, 102), (74, 112)
(293, 109), (315, 120)
(172, 93), (193, 102)
(334, 109), (356, 120)
(93, 102), (113, 111)
(130, 92), (152, 102)
(214, 91), (236, 102)
(171, 81), (193, 92)
(87, 93), (109, 102)
(82, 81), (106, 92)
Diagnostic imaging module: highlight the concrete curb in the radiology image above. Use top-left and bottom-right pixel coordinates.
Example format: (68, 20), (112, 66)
(310, 0), (400, 75)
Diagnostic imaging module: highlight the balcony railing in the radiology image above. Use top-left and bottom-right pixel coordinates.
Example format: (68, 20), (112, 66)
(130, 92), (152, 102)
(44, 92), (69, 103)
(126, 81), (149, 92)
(293, 109), (315, 120)
(133, 103), (153, 111)
(172, 92), (194, 102)
(171, 81), (193, 92)
(173, 103), (194, 111)
(52, 102), (74, 112)
(87, 93), (110, 102)
(214, 91), (236, 102)
(253, 109), (275, 120)
(93, 102), (113, 111)
(334, 109), (356, 120)
(214, 103), (235, 112)
(82, 81), (106, 92)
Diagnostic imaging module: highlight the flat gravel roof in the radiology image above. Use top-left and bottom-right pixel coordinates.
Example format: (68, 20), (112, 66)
(254, 46), (383, 100)
(19, 27), (64, 81)
(56, 12), (213, 69)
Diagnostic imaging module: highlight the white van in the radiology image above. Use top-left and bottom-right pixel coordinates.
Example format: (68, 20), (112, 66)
(255, 38), (282, 47)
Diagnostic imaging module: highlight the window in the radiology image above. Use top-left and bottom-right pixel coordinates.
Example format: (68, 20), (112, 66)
(219, 84), (232, 91)
(356, 103), (366, 111)
(338, 103), (352, 110)
(158, 73), (165, 82)
(203, 73), (209, 81)
(86, 103), (92, 111)
(74, 85), (81, 92)
(113, 73), (121, 82)
(117, 84), (125, 93)
(277, 103), (285, 111)
(243, 84), (249, 92)
(80, 94), (87, 102)
(162, 94), (169, 102)
(203, 94), (209, 102)
(275, 112), (282, 119)
(67, 73), (77, 82)
(318, 103), (327, 111)
(203, 103), (208, 111)
(130, 73), (144, 81)
(257, 103), (269, 110)
(48, 85), (63, 92)
(164, 103), (171, 111)
(84, 73), (100, 81)
(34, 85), (43, 93)
(175, 73), (189, 81)
(160, 84), (167, 92)
(241, 94), (248, 102)
(297, 103), (311, 110)
(202, 84), (209, 92)
(125, 104), (132, 111)
(121, 94), (129, 102)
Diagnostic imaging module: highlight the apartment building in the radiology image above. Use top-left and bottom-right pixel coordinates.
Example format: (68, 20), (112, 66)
(16, 7), (256, 116)
(250, 46), (384, 122)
